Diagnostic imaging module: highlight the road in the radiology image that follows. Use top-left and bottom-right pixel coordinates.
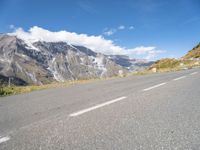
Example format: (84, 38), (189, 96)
(0, 68), (200, 149)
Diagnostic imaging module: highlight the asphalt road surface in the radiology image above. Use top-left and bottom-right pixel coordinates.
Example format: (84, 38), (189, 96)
(0, 68), (200, 150)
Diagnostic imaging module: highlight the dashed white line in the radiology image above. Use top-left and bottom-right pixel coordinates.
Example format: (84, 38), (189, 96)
(69, 96), (127, 117)
(173, 76), (186, 81)
(142, 82), (167, 91)
(190, 72), (198, 75)
(0, 136), (10, 144)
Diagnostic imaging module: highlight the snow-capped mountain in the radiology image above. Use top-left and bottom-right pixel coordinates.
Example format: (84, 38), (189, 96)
(0, 34), (129, 85)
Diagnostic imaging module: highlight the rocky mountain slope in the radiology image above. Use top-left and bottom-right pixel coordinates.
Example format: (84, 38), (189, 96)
(0, 34), (129, 85)
(0, 34), (153, 85)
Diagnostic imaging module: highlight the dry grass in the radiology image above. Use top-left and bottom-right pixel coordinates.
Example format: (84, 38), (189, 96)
(0, 77), (123, 97)
(184, 43), (200, 59)
(149, 58), (200, 72)
(0, 79), (100, 97)
(129, 59), (200, 76)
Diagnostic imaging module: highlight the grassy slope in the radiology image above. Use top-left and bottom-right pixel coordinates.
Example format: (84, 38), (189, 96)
(183, 43), (200, 59)
(147, 43), (200, 72)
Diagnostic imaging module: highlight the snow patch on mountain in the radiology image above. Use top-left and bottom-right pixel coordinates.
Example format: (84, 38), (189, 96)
(26, 72), (38, 83)
(47, 58), (65, 82)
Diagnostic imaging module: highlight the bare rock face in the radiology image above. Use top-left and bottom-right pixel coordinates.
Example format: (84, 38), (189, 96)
(0, 34), (128, 85)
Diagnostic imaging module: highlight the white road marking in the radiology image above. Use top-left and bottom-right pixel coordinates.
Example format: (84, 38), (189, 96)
(0, 136), (10, 144)
(69, 96), (127, 117)
(190, 72), (198, 75)
(143, 82), (167, 91)
(173, 76), (186, 81)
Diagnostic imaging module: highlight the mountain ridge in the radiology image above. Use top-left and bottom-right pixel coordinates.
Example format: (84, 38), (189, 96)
(0, 34), (152, 85)
(0, 34), (123, 85)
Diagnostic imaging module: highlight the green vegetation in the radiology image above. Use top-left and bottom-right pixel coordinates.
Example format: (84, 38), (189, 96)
(0, 86), (15, 96)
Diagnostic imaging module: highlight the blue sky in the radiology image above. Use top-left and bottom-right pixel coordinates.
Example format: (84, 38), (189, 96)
(0, 0), (200, 60)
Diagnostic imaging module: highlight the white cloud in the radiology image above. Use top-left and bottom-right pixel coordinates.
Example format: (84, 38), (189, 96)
(129, 26), (134, 30)
(103, 25), (125, 36)
(103, 29), (116, 36)
(9, 26), (165, 60)
(118, 25), (125, 30)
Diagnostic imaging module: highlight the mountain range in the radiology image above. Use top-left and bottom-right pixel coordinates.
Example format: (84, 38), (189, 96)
(0, 34), (153, 85)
